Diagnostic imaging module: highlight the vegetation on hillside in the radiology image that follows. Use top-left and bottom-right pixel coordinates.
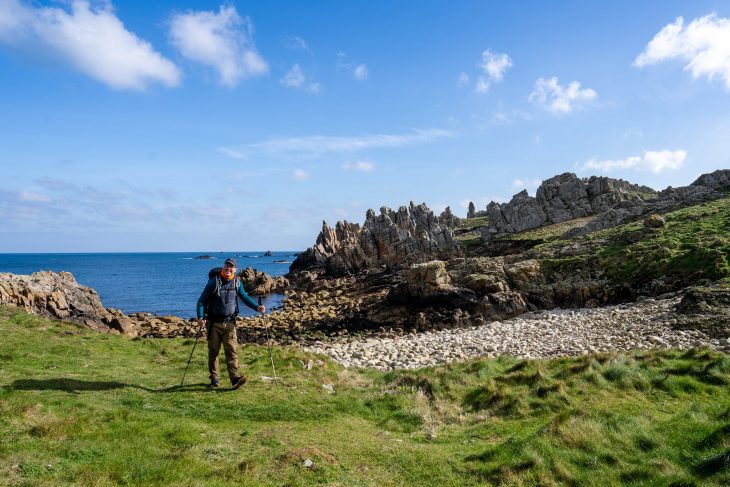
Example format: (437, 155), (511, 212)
(1, 306), (729, 486)
(536, 195), (730, 289)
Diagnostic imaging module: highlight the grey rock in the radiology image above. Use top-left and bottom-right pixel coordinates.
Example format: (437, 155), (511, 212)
(0, 271), (108, 329)
(290, 202), (456, 276)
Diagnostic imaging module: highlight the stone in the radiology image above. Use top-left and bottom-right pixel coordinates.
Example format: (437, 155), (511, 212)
(238, 267), (289, 295)
(406, 261), (453, 296)
(467, 201), (476, 219)
(643, 214), (665, 228)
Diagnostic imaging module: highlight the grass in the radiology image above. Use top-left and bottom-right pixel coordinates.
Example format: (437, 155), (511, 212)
(455, 217), (489, 247)
(535, 195), (730, 290)
(1, 305), (730, 486)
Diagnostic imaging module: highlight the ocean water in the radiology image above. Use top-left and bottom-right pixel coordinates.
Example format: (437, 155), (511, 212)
(0, 252), (297, 318)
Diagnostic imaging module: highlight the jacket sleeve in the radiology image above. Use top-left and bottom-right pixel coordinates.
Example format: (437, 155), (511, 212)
(196, 279), (215, 318)
(237, 280), (260, 311)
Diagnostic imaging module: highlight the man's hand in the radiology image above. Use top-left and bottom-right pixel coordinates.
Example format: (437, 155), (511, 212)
(257, 305), (266, 314)
(197, 318), (206, 325)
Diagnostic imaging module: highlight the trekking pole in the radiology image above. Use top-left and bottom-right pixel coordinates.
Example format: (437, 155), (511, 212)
(259, 296), (278, 382)
(181, 319), (206, 387)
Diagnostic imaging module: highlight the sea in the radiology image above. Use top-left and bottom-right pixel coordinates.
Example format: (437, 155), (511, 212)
(0, 252), (297, 319)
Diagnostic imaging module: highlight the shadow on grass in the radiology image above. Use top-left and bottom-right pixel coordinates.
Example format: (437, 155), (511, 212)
(6, 378), (221, 394)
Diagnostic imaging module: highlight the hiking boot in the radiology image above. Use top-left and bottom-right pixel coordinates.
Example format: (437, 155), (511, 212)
(231, 375), (248, 390)
(210, 378), (220, 388)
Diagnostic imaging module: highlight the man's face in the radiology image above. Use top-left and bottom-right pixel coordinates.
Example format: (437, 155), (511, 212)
(222, 264), (236, 278)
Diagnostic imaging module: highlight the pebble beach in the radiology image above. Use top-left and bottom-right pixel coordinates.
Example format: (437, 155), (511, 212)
(306, 296), (730, 371)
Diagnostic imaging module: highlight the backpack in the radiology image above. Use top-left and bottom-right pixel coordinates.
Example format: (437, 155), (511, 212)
(205, 267), (242, 319)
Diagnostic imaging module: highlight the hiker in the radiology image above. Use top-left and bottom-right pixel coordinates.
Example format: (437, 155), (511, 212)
(197, 258), (265, 389)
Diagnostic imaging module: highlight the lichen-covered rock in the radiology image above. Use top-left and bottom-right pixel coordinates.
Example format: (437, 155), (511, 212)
(0, 271), (108, 327)
(643, 213), (665, 228)
(406, 260), (453, 296)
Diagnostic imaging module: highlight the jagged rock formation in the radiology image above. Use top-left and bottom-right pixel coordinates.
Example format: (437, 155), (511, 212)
(564, 169), (730, 238)
(467, 202), (476, 218)
(482, 173), (655, 240)
(438, 206), (460, 228)
(290, 202), (457, 276)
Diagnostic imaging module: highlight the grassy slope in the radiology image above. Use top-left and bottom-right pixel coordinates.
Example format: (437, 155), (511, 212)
(534, 195), (730, 289)
(1, 306), (729, 486)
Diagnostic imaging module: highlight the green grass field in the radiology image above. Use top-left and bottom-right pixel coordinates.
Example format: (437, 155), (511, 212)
(1, 305), (729, 486)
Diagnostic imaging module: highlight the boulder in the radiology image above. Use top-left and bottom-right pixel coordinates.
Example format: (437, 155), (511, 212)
(643, 214), (665, 228)
(239, 267), (289, 295)
(0, 271), (108, 328)
(406, 260), (453, 296)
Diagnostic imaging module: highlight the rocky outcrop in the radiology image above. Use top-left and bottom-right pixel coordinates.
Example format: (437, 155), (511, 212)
(481, 173), (655, 240)
(0, 271), (109, 330)
(438, 206), (460, 228)
(290, 202), (457, 277)
(0, 271), (202, 338)
(564, 169), (730, 238)
(467, 202), (476, 218)
(406, 260), (454, 296)
(239, 267), (289, 295)
(484, 190), (546, 237)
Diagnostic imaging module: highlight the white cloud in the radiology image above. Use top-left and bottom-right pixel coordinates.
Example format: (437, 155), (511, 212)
(218, 147), (246, 160)
(624, 128), (644, 138)
(284, 35), (312, 54)
(0, 0), (180, 90)
(337, 52), (369, 80)
(634, 14), (730, 89)
(529, 77), (597, 113)
(281, 63), (305, 87)
(581, 149), (687, 174)
(474, 49), (512, 94)
(353, 64), (368, 80)
(481, 49), (512, 82)
(457, 72), (470, 87)
(280, 64), (322, 93)
(221, 128), (455, 159)
(343, 160), (374, 172)
(18, 191), (50, 203)
(512, 178), (542, 190)
(475, 77), (490, 94)
(169, 5), (267, 87)
(293, 169), (309, 181)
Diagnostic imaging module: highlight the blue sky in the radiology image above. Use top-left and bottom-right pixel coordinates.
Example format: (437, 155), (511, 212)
(1, 0), (729, 252)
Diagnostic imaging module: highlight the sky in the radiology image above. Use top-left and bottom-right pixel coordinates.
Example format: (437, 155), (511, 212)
(1, 0), (729, 252)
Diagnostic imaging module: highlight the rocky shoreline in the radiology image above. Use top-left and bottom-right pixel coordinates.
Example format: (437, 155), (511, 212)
(2, 169), (729, 372)
(305, 295), (730, 371)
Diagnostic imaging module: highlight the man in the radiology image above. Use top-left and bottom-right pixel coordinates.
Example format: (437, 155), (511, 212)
(197, 257), (265, 389)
